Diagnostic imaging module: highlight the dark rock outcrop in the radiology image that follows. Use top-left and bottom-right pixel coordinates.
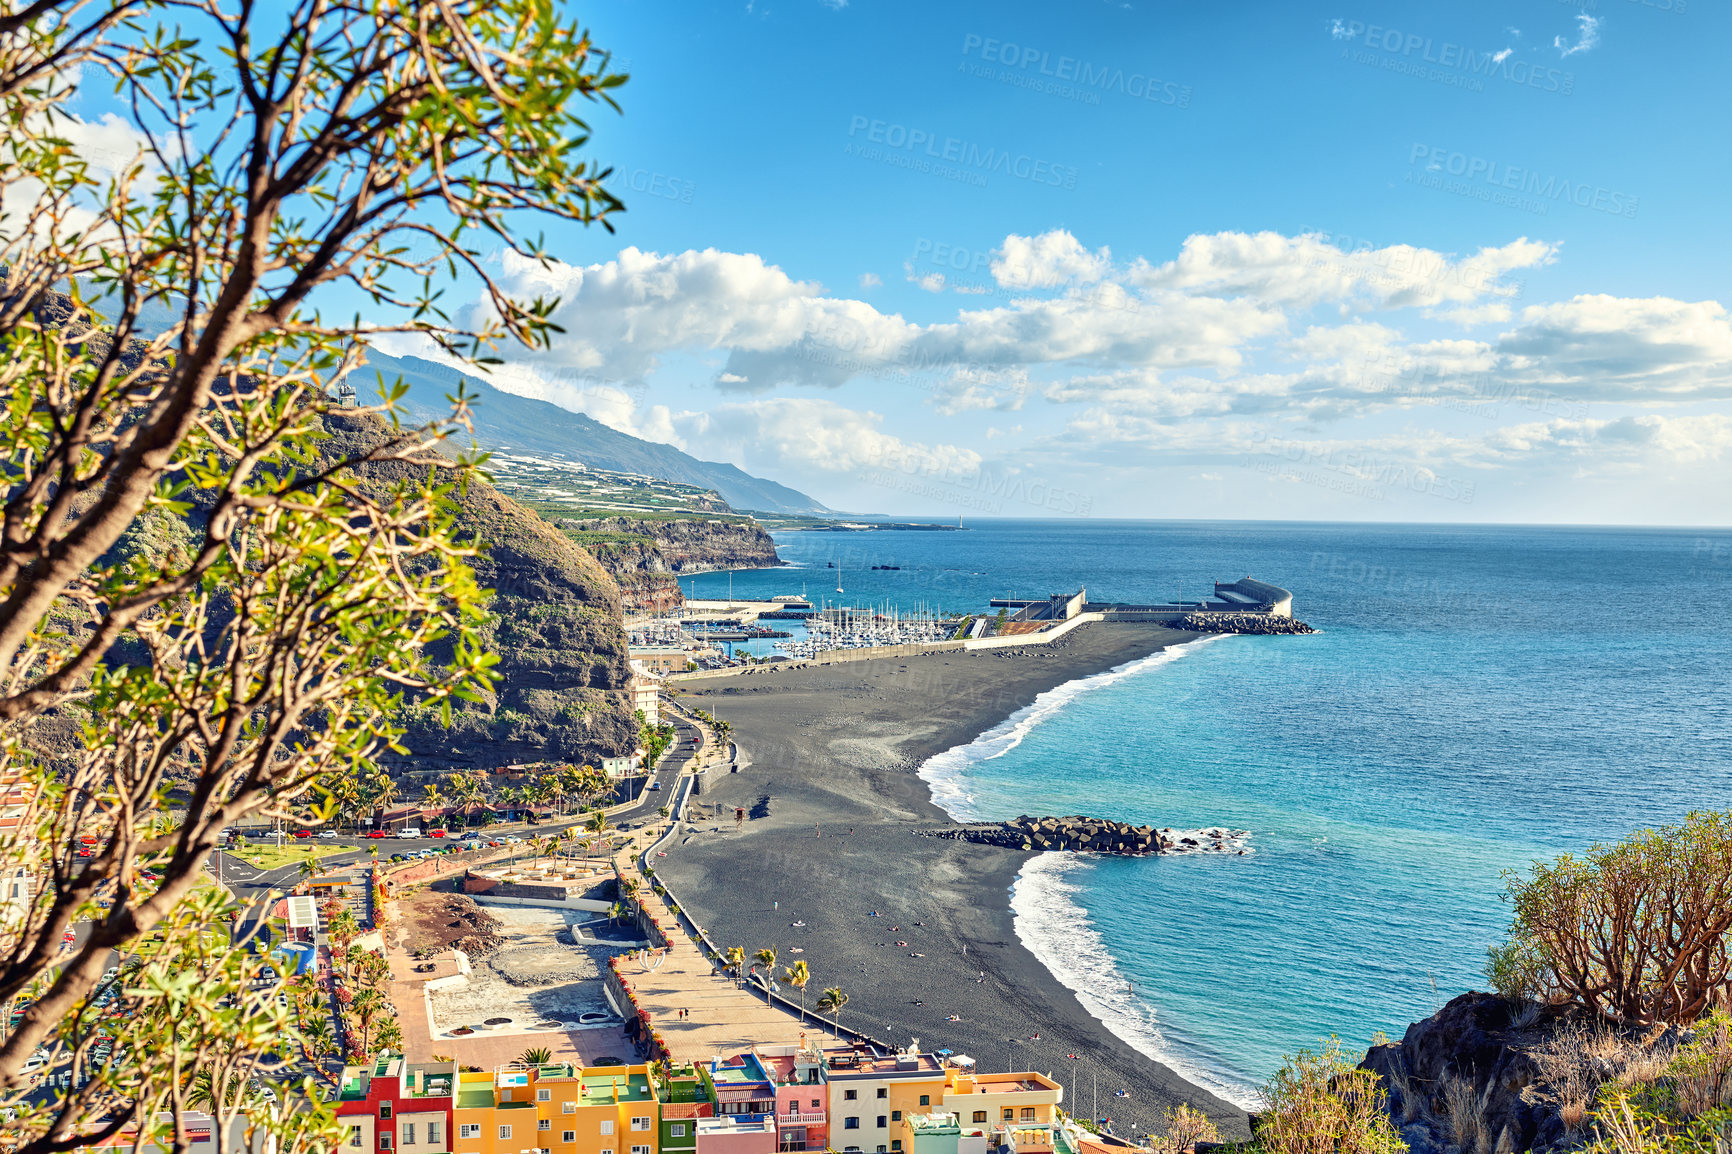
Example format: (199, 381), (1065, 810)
(559, 516), (780, 613)
(922, 815), (1169, 855)
(1362, 992), (1615, 1154)
(1173, 612), (1317, 635)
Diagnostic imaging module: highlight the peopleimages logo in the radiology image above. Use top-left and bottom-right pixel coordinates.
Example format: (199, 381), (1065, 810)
(846, 116), (1079, 189)
(1331, 20), (1575, 95)
(959, 33), (1192, 108)
(1408, 144), (1639, 218)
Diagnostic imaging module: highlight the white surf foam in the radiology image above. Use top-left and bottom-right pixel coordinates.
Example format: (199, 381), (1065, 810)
(1010, 853), (1261, 1109)
(917, 634), (1226, 821)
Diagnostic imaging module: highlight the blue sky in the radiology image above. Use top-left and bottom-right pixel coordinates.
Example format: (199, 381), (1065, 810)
(83, 0), (1732, 522)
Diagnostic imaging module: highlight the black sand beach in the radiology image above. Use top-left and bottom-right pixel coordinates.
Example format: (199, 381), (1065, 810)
(653, 622), (1251, 1142)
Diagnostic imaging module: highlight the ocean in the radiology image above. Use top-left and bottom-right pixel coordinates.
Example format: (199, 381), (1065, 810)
(712, 520), (1732, 1106)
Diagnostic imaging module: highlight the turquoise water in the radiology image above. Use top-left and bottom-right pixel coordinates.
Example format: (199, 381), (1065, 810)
(718, 521), (1732, 1103)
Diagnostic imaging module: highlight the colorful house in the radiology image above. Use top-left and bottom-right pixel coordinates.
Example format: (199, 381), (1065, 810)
(337, 1055), (457, 1154)
(753, 1044), (828, 1153)
(451, 1062), (661, 1154)
(820, 1045), (948, 1154)
(657, 1065), (714, 1154)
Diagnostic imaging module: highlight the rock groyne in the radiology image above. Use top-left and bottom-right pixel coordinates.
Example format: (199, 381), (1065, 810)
(920, 815), (1250, 856)
(1173, 612), (1316, 635)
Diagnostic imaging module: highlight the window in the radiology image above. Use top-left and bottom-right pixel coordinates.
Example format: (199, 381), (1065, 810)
(1020, 1108), (1036, 1122)
(845, 1118), (861, 1130)
(538, 1088), (552, 1102)
(811, 1099), (821, 1109)
(380, 1137), (393, 1151)
(349, 1128), (363, 1149)
(876, 1089), (888, 1100)
(1002, 1110), (1014, 1122)
(428, 1124), (441, 1146)
(876, 1116), (887, 1129)
(918, 1096), (930, 1107)
(876, 1146), (887, 1153)
(632, 1117), (652, 1131)
(891, 1112), (901, 1122)
(563, 1102), (577, 1114)
(402, 1124), (416, 1146)
(539, 1120), (552, 1132)
(380, 1104), (393, 1120)
(892, 1143), (903, 1152)
(670, 1125), (687, 1138)
(972, 1112), (988, 1124)
(499, 1126), (513, 1141)
(459, 1125), (480, 1140)
(600, 1121), (615, 1136)
(563, 1133), (576, 1144)
(632, 1145), (652, 1154)
(845, 1090), (858, 1101)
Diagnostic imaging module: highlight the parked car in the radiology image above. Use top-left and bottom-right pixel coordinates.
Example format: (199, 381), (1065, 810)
(389, 853), (406, 863)
(428, 829), (446, 838)
(397, 828), (421, 839)
(366, 830), (389, 838)
(462, 840), (482, 851)
(317, 830), (338, 839)
(292, 830), (312, 839)
(503, 835), (523, 844)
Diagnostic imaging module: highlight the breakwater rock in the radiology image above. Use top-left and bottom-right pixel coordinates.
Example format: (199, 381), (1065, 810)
(919, 815), (1251, 856)
(1173, 612), (1316, 635)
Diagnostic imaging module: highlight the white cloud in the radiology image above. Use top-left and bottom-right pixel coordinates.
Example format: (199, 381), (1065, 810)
(991, 230), (1111, 289)
(1492, 48), (1513, 64)
(929, 368), (1030, 416)
(905, 265), (947, 293)
(1555, 14), (1600, 57)
(1497, 294), (1732, 400)
(1131, 231), (1553, 309)
(672, 397), (981, 478)
(858, 272), (882, 289)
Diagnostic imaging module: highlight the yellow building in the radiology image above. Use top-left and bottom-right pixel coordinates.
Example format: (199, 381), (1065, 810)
(453, 1063), (661, 1154)
(820, 1047), (1064, 1154)
(940, 1071), (1063, 1154)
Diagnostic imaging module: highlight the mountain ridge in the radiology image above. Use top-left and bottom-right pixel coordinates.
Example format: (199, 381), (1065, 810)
(357, 350), (830, 516)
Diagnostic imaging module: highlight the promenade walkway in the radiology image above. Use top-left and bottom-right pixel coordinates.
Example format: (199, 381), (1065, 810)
(611, 702), (822, 1062)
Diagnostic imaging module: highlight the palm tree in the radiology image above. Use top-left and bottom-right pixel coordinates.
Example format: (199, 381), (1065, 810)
(519, 1046), (553, 1066)
(331, 774), (364, 834)
(586, 809), (611, 854)
(753, 947), (777, 987)
(374, 1017), (404, 1056)
(300, 1018), (337, 1075)
(541, 773), (568, 817)
(724, 946), (746, 988)
(421, 781), (446, 816)
(352, 987), (386, 1054)
(817, 987), (849, 1039)
(373, 771), (401, 822)
(784, 961), (811, 1023)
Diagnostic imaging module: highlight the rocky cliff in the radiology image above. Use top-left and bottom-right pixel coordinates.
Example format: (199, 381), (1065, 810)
(22, 289), (637, 774)
(313, 415), (641, 770)
(556, 516), (781, 613)
(1360, 992), (1706, 1154)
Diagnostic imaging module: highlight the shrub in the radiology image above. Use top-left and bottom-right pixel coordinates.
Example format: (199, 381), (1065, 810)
(1151, 1104), (1220, 1154)
(1568, 1011), (1732, 1154)
(1257, 1037), (1407, 1154)
(1496, 811), (1732, 1026)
